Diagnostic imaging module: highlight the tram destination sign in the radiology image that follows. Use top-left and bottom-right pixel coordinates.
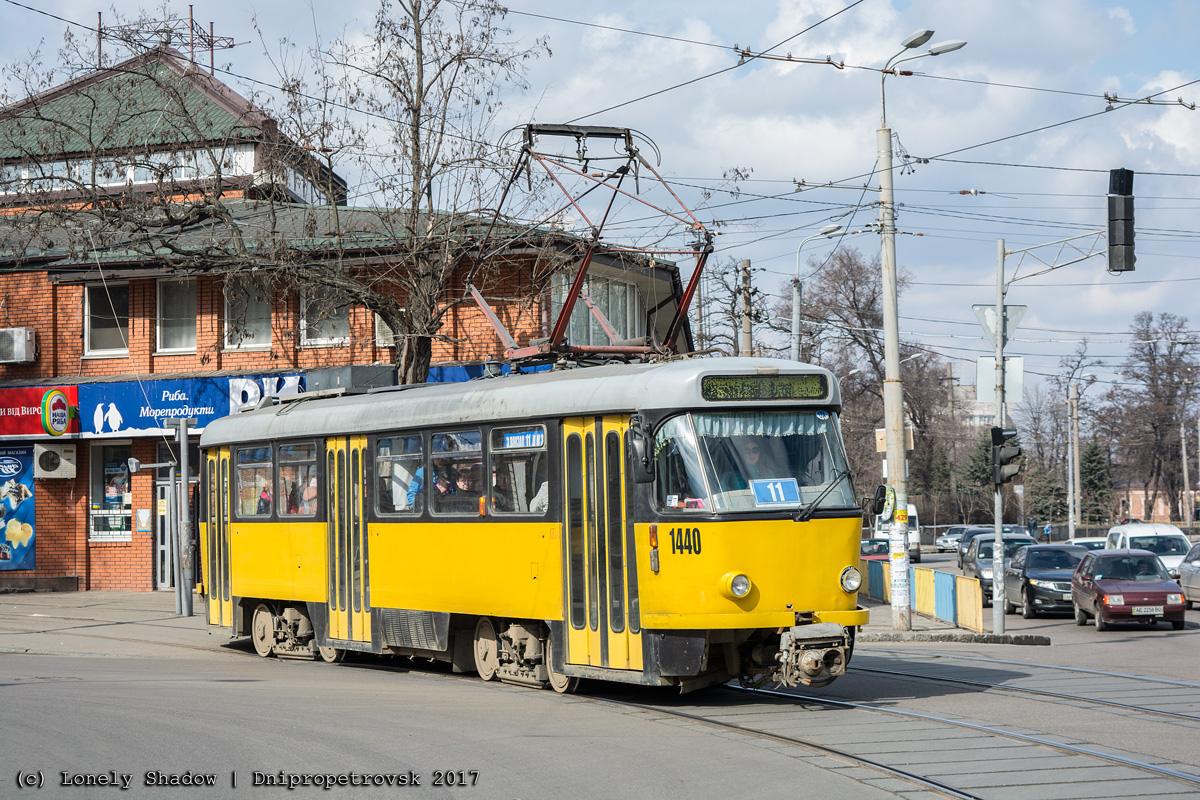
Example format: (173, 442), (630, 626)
(701, 374), (828, 402)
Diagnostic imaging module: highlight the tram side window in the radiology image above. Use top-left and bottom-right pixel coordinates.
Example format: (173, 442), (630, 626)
(236, 446), (273, 517)
(430, 429), (484, 515)
(277, 442), (319, 516)
(489, 425), (548, 515)
(376, 435), (424, 514)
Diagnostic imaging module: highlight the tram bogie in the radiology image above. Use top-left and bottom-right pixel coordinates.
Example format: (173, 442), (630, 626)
(198, 358), (869, 691)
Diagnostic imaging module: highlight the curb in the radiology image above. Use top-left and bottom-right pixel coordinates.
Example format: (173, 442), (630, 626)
(859, 631), (1051, 645)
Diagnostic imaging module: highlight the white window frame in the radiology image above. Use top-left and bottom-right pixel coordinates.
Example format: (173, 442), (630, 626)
(224, 284), (272, 351)
(300, 292), (351, 347)
(156, 277), (197, 354)
(84, 282), (130, 357)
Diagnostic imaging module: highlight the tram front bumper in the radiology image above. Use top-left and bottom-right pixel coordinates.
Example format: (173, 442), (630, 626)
(776, 622), (851, 688)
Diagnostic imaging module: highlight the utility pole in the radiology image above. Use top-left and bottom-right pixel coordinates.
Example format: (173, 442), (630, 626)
(1071, 383), (1082, 531)
(1182, 420), (1192, 527)
(739, 259), (752, 357)
(946, 362), (958, 505)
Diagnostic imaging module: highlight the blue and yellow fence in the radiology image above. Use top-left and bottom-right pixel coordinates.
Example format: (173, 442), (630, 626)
(861, 559), (985, 633)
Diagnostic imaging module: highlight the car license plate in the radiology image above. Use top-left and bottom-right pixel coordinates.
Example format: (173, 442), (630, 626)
(1132, 606), (1163, 615)
(1061, 593), (1072, 601)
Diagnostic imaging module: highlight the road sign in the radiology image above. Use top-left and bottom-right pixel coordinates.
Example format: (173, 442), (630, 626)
(973, 304), (1027, 350)
(977, 356), (1024, 405)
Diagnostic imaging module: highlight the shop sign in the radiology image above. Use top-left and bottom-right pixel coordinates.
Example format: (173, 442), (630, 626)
(0, 445), (35, 570)
(0, 387), (81, 441)
(78, 374), (302, 437)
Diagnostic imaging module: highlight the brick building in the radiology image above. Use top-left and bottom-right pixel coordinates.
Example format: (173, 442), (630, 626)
(0, 50), (690, 591)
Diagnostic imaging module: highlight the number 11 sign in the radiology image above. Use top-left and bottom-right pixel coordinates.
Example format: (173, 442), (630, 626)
(751, 478), (800, 506)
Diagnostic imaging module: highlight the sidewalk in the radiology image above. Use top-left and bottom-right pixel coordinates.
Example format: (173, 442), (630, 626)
(0, 589), (1049, 660)
(858, 597), (1050, 645)
(0, 589), (215, 659)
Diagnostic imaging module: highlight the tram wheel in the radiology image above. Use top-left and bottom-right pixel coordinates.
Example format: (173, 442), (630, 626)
(545, 633), (580, 695)
(251, 604), (275, 658)
(317, 646), (345, 664)
(473, 617), (500, 681)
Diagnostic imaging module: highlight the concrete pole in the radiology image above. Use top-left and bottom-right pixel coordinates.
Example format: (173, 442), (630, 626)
(992, 238), (1007, 635)
(1066, 401), (1075, 539)
(879, 125), (910, 631)
(790, 278), (802, 362)
(1071, 382), (1082, 533)
(1182, 420), (1191, 527)
(169, 465), (181, 615)
(740, 259), (752, 357)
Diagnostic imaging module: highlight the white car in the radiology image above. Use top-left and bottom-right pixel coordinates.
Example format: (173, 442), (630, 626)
(1063, 536), (1107, 551)
(1178, 541), (1200, 610)
(1104, 522), (1192, 578)
(936, 526), (966, 553)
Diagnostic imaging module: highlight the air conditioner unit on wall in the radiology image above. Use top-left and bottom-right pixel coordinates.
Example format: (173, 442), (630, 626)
(34, 443), (76, 479)
(0, 327), (36, 364)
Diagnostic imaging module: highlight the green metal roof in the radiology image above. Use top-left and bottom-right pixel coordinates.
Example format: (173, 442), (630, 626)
(0, 53), (261, 162)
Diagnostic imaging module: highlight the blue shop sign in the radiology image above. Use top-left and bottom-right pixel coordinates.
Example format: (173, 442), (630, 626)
(78, 374), (303, 437)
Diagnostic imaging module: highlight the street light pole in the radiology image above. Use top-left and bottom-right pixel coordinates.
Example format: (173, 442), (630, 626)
(790, 224), (842, 362)
(879, 30), (965, 631)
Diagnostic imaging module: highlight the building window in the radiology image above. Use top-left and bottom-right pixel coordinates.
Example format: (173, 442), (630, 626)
(551, 275), (645, 346)
(90, 443), (132, 541)
(85, 283), (130, 356)
(157, 278), (197, 352)
(375, 312), (404, 348)
(225, 284), (272, 350)
(301, 293), (350, 346)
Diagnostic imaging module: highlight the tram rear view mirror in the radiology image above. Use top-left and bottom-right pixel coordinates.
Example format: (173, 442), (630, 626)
(628, 415), (655, 484)
(870, 485), (887, 516)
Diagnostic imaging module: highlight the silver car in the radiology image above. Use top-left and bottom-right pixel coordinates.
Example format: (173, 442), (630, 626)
(936, 526), (966, 553)
(1179, 542), (1200, 610)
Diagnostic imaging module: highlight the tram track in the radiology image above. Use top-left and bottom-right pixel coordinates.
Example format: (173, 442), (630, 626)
(849, 664), (1200, 723)
(733, 685), (1200, 791)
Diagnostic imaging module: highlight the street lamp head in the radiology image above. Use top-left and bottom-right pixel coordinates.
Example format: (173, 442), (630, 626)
(927, 39), (967, 56)
(901, 29), (935, 49)
(819, 224), (842, 237)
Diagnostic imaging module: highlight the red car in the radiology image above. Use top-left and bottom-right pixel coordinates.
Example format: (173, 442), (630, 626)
(1072, 549), (1186, 631)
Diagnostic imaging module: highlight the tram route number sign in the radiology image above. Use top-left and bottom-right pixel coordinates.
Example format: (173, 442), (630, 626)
(701, 374), (827, 402)
(751, 478), (799, 506)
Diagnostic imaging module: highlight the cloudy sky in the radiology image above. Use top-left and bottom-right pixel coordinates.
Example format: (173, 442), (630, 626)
(4, 0), (1197, 398)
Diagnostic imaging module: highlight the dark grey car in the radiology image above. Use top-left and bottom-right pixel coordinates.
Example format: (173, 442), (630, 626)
(963, 534), (1037, 606)
(957, 524), (1026, 571)
(1002, 544), (1087, 618)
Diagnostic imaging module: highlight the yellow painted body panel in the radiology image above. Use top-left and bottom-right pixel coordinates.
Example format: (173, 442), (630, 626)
(814, 608), (870, 626)
(228, 521), (327, 603)
(636, 515), (863, 629)
(369, 522), (563, 619)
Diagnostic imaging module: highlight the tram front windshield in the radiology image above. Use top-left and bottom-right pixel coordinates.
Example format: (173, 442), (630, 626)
(654, 410), (855, 514)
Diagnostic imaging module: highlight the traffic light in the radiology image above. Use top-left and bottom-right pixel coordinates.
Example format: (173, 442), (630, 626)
(991, 426), (1022, 485)
(1107, 168), (1135, 273)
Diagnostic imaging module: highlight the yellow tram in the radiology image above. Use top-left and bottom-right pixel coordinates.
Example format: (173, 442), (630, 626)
(198, 358), (869, 692)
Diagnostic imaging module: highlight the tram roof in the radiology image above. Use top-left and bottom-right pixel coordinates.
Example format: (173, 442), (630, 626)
(199, 357), (840, 447)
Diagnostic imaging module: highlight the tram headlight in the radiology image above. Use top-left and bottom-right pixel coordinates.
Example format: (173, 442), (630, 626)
(719, 572), (752, 599)
(839, 566), (862, 593)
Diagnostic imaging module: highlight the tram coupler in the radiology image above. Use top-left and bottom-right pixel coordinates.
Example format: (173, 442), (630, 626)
(775, 623), (849, 688)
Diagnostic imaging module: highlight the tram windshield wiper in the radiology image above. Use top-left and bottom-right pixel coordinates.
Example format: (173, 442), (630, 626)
(794, 468), (851, 523)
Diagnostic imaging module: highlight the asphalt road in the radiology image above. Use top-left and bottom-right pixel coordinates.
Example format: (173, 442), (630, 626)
(3, 588), (1197, 800)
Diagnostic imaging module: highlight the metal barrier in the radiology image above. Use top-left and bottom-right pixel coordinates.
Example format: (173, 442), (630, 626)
(859, 559), (984, 632)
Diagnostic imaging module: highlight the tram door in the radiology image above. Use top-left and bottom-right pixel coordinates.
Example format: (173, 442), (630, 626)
(562, 416), (643, 671)
(325, 436), (371, 644)
(203, 449), (233, 627)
